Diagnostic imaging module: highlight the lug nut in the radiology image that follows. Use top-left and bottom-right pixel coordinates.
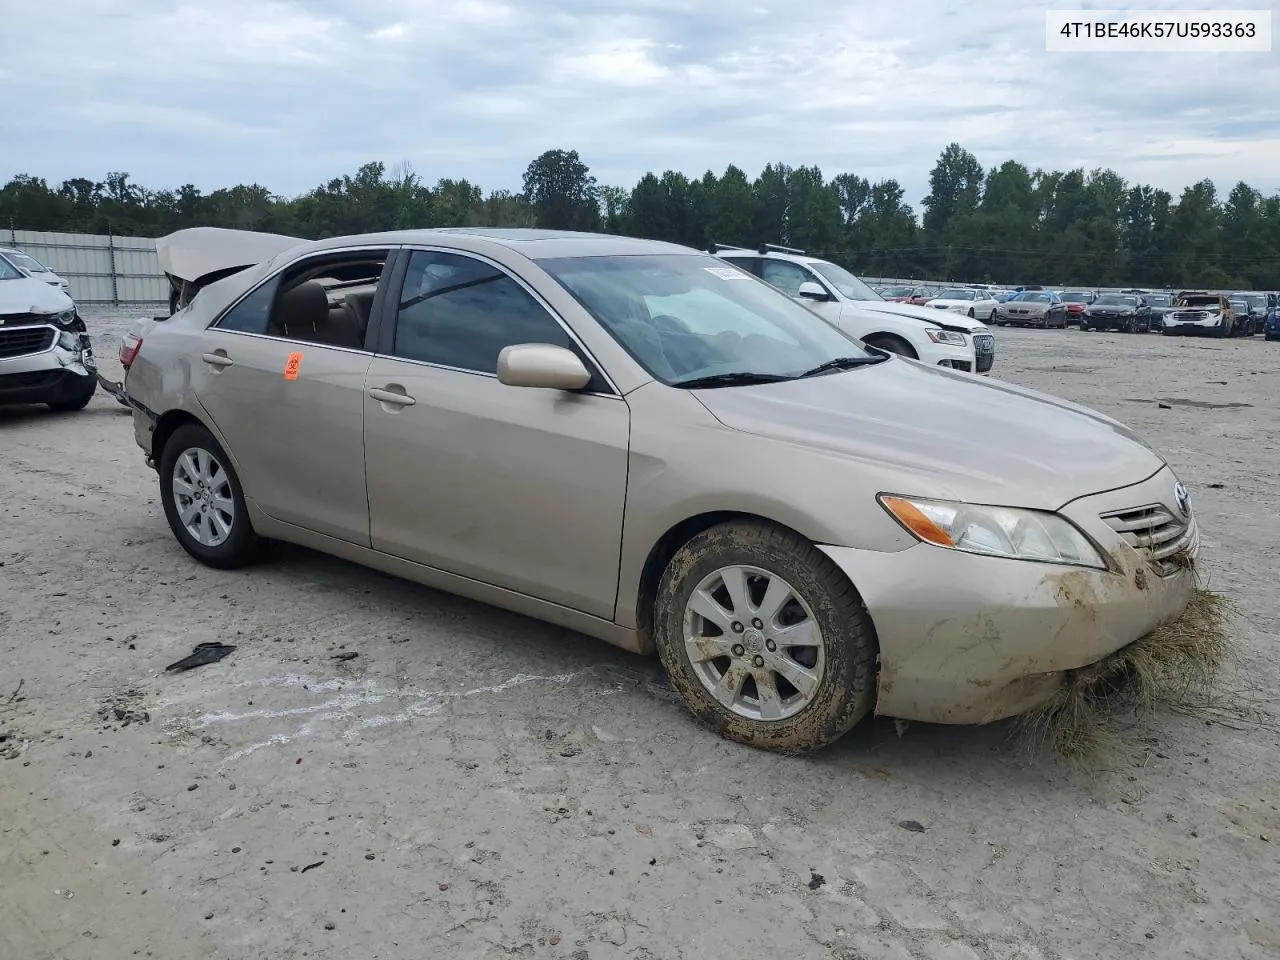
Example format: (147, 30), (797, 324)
(752, 655), (765, 668)
(731, 622), (744, 633)
(752, 618), (763, 629)
(732, 644), (745, 657)
(765, 640), (776, 652)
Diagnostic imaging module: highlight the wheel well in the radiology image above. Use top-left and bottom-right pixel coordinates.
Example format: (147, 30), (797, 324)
(151, 410), (206, 469)
(633, 511), (812, 653)
(862, 332), (917, 358)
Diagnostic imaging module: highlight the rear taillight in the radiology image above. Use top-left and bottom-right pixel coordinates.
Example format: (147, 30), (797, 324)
(120, 333), (143, 368)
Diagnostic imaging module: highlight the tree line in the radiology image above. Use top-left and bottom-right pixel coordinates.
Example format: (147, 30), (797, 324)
(3, 144), (1278, 289)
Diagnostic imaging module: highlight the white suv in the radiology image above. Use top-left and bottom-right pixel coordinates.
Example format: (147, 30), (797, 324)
(714, 246), (995, 374)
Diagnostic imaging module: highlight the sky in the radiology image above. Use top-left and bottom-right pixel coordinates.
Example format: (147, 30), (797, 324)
(1, 0), (1278, 208)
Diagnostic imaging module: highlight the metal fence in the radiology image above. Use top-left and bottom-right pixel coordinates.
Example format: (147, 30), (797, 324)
(3, 225), (167, 305)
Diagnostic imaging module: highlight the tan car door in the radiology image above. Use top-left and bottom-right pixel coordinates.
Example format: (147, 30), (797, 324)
(191, 250), (390, 546)
(362, 248), (629, 619)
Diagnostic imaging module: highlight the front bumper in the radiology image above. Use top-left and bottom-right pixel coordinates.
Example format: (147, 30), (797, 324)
(819, 467), (1197, 725)
(0, 327), (97, 406)
(915, 336), (993, 375)
(1163, 317), (1224, 334)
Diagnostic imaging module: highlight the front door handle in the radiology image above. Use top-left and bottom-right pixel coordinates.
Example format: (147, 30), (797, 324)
(201, 352), (234, 368)
(368, 386), (416, 407)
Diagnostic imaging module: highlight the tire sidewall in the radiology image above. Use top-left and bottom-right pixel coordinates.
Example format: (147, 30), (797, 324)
(653, 523), (876, 753)
(159, 424), (258, 568)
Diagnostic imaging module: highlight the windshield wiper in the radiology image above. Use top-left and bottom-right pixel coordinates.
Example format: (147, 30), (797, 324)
(672, 371), (795, 389)
(798, 355), (887, 378)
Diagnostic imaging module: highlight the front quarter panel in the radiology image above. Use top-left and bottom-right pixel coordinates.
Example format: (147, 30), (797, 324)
(614, 381), (918, 632)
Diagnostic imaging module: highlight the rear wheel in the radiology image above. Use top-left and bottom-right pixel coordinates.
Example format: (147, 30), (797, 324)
(159, 424), (262, 569)
(654, 520), (878, 754)
(862, 334), (918, 359)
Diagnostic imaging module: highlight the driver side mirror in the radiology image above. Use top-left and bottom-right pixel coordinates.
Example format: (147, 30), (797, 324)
(497, 344), (592, 391)
(796, 281), (830, 302)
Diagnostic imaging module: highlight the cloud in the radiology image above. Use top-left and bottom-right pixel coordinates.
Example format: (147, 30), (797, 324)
(0, 0), (1276, 205)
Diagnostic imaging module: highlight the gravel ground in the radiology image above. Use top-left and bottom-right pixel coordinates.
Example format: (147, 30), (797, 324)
(2, 315), (1279, 960)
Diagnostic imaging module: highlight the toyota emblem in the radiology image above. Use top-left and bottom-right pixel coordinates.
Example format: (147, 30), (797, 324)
(1173, 482), (1192, 518)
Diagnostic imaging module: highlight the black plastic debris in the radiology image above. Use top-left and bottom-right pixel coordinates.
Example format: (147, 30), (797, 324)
(165, 642), (237, 673)
(897, 820), (927, 833)
(330, 652), (359, 662)
(808, 871), (825, 890)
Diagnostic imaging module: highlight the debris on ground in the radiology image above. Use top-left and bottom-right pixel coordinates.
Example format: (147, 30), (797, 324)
(96, 691), (151, 728)
(808, 871), (825, 890)
(330, 651), (359, 662)
(300, 860), (325, 873)
(1015, 587), (1233, 765)
(165, 642), (237, 673)
(898, 820), (927, 834)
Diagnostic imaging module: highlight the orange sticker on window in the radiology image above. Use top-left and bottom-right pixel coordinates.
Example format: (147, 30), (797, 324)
(283, 352), (303, 380)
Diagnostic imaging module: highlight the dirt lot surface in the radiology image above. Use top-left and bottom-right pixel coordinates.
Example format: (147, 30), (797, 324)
(3, 314), (1279, 960)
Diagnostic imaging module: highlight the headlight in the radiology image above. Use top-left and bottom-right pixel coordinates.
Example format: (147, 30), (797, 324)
(879, 495), (1107, 569)
(43, 308), (77, 326)
(926, 329), (967, 346)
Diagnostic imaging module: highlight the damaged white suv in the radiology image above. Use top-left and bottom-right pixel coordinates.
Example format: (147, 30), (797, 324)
(714, 245), (996, 374)
(0, 255), (97, 410)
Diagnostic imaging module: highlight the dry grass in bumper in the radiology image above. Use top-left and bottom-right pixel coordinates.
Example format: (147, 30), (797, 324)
(1014, 586), (1233, 764)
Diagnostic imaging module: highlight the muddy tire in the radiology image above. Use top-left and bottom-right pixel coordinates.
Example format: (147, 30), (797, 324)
(159, 423), (262, 569)
(653, 520), (878, 754)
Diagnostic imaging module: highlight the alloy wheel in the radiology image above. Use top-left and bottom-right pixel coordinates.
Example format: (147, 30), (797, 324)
(172, 446), (235, 547)
(682, 565), (825, 722)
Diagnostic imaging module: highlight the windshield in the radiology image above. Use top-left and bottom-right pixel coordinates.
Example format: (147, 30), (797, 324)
(1244, 295), (1265, 308)
(0, 258), (23, 281)
(541, 254), (876, 385)
(1230, 301), (1248, 311)
(1146, 295), (1171, 306)
(1095, 294), (1138, 306)
(1015, 292), (1054, 303)
(881, 286), (915, 298)
(1178, 296), (1221, 307)
(5, 251), (49, 273)
(1061, 292), (1091, 302)
(934, 288), (977, 300)
(809, 262), (884, 301)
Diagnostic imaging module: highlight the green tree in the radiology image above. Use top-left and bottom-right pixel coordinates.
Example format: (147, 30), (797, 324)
(521, 149), (600, 231)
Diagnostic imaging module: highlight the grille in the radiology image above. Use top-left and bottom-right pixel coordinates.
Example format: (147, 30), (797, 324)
(973, 333), (995, 373)
(0, 324), (56, 359)
(1101, 502), (1198, 577)
(1169, 309), (1212, 322)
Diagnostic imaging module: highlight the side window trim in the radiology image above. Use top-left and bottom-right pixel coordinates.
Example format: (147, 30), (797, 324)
(209, 244), (401, 352)
(383, 245), (620, 397)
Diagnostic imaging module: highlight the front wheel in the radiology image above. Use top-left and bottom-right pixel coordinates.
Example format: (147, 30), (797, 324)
(159, 424), (262, 569)
(862, 334), (918, 359)
(47, 376), (97, 412)
(653, 521), (878, 754)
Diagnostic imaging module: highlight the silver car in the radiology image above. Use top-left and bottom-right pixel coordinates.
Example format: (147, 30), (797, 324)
(118, 228), (1198, 753)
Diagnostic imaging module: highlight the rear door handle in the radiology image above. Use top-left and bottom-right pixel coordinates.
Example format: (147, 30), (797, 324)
(368, 386), (416, 407)
(201, 352), (234, 368)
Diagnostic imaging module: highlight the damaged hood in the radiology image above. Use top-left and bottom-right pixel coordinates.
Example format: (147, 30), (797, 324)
(0, 276), (74, 316)
(692, 358), (1165, 511)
